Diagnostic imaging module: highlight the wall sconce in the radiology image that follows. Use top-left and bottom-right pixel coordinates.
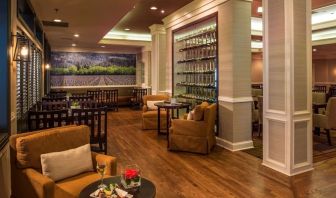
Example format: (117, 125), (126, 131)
(45, 64), (50, 70)
(13, 34), (30, 62)
(257, 7), (263, 13)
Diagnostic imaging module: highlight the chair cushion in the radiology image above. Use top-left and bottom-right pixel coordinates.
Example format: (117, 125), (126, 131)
(41, 144), (93, 182)
(16, 125), (90, 169)
(187, 111), (195, 120)
(147, 100), (164, 110)
(142, 110), (167, 118)
(56, 172), (107, 197)
(193, 102), (209, 121)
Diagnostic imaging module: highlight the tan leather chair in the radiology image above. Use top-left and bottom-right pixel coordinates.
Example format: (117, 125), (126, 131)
(10, 125), (117, 198)
(142, 95), (170, 130)
(312, 92), (327, 114)
(168, 103), (217, 154)
(313, 97), (336, 145)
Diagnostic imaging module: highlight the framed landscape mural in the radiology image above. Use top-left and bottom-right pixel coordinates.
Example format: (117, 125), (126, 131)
(50, 52), (136, 88)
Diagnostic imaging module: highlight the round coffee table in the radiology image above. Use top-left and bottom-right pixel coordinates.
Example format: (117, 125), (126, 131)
(79, 176), (156, 198)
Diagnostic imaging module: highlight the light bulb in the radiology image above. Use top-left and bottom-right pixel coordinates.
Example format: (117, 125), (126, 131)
(45, 64), (50, 69)
(20, 46), (28, 57)
(257, 7), (263, 13)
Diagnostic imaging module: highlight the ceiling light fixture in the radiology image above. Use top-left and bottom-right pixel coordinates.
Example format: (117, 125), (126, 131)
(101, 45), (106, 48)
(53, 19), (62, 23)
(150, 6), (158, 10)
(161, 10), (165, 14)
(53, 8), (62, 23)
(72, 43), (76, 47)
(257, 7), (263, 13)
(74, 34), (79, 37)
(124, 28), (130, 31)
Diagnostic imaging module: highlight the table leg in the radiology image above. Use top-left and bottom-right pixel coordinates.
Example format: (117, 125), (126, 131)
(186, 106), (190, 113)
(176, 109), (179, 119)
(157, 107), (160, 135)
(166, 109), (170, 148)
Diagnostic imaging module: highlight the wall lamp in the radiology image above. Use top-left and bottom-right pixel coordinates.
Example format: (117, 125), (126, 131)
(13, 34), (30, 62)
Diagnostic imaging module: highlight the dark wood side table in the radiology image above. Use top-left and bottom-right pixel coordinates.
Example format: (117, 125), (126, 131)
(79, 176), (156, 198)
(154, 102), (190, 148)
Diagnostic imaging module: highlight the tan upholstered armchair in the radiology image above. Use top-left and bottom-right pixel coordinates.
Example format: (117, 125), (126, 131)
(313, 97), (336, 145)
(10, 125), (117, 198)
(142, 95), (170, 130)
(169, 103), (217, 154)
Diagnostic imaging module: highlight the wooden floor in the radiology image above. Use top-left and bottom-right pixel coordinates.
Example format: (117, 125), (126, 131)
(107, 108), (336, 198)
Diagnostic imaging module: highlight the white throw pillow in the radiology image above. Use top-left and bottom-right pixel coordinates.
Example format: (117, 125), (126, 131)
(41, 144), (93, 182)
(147, 100), (164, 110)
(187, 110), (195, 120)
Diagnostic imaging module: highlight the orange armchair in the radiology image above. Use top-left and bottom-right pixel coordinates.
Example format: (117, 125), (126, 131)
(169, 103), (217, 154)
(142, 95), (170, 130)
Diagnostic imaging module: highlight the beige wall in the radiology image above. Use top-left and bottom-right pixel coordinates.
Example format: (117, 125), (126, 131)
(313, 59), (336, 83)
(251, 53), (263, 83)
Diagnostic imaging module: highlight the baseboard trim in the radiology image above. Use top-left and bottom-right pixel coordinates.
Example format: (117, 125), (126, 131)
(216, 137), (254, 151)
(218, 96), (253, 103)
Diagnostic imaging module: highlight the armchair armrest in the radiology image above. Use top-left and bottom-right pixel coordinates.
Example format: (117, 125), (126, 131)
(23, 168), (55, 198)
(91, 152), (117, 176)
(142, 105), (148, 112)
(171, 119), (207, 137)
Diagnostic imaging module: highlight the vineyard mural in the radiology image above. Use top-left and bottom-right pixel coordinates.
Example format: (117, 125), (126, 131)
(50, 52), (136, 87)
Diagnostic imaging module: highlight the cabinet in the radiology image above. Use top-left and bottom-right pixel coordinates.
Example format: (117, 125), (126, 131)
(173, 15), (218, 105)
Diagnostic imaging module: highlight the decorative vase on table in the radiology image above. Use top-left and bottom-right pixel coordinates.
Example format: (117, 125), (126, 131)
(121, 164), (141, 189)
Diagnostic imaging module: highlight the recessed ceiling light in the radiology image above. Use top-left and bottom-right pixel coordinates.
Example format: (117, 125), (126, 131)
(53, 19), (62, 22)
(161, 10), (165, 14)
(124, 28), (130, 31)
(74, 34), (79, 37)
(101, 45), (106, 48)
(72, 43), (76, 47)
(150, 6), (158, 10)
(257, 7), (263, 13)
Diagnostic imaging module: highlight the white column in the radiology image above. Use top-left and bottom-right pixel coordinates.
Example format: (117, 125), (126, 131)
(149, 24), (166, 95)
(216, 0), (253, 151)
(263, 0), (313, 176)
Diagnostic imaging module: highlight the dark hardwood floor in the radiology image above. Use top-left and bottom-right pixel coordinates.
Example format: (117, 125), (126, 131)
(107, 108), (336, 198)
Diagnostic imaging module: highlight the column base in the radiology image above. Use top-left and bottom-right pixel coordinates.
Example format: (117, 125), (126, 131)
(262, 160), (314, 176)
(216, 137), (254, 151)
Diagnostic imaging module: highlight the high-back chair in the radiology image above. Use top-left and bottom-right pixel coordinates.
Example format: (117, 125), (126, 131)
(313, 97), (336, 145)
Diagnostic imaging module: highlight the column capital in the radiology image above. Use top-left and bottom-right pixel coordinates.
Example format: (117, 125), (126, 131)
(149, 24), (166, 35)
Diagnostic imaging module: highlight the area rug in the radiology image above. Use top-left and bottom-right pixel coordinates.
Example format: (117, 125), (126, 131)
(242, 132), (263, 159)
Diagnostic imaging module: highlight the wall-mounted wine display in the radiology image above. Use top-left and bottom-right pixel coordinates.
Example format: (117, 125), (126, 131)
(173, 16), (218, 104)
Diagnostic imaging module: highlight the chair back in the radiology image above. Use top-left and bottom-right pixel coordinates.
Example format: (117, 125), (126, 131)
(87, 90), (103, 103)
(313, 85), (327, 93)
(132, 88), (147, 105)
(42, 101), (69, 110)
(326, 97), (336, 129)
(69, 95), (93, 103)
(143, 95), (169, 105)
(48, 90), (67, 98)
(28, 109), (69, 131)
(312, 92), (326, 104)
(71, 107), (108, 153)
(79, 100), (98, 109)
(203, 103), (217, 135)
(103, 89), (118, 110)
(42, 96), (67, 102)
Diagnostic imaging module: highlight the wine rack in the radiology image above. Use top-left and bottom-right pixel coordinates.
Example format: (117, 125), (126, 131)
(173, 16), (218, 105)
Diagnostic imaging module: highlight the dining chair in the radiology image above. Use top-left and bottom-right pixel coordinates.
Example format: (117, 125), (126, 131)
(28, 109), (69, 131)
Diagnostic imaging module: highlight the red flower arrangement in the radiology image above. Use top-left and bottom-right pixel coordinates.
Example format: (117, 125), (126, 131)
(121, 165), (141, 189)
(125, 169), (139, 180)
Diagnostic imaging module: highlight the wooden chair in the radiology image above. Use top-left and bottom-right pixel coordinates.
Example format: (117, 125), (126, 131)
(103, 89), (118, 111)
(42, 96), (67, 102)
(71, 107), (108, 154)
(69, 95), (93, 103)
(87, 90), (103, 104)
(313, 85), (327, 93)
(48, 90), (67, 98)
(79, 100), (99, 109)
(41, 101), (70, 111)
(131, 88), (147, 109)
(28, 109), (69, 131)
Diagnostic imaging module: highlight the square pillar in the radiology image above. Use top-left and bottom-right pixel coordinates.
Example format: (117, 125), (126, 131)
(216, 0), (254, 151)
(263, 0), (313, 176)
(149, 24), (166, 95)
